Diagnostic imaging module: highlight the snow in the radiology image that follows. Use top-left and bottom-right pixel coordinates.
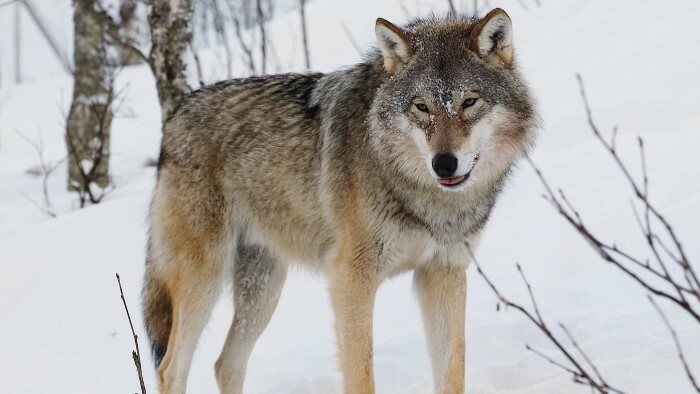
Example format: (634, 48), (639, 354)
(1, 0), (699, 393)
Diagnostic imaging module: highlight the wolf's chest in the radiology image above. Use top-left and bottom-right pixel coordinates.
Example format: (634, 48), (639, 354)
(376, 217), (482, 279)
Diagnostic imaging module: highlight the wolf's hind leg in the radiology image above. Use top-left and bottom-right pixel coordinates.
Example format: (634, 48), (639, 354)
(154, 240), (229, 394)
(148, 177), (232, 394)
(215, 242), (287, 394)
(154, 246), (229, 394)
(413, 266), (466, 394)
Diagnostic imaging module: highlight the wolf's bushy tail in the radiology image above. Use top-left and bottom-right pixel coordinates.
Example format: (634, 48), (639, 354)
(142, 263), (173, 368)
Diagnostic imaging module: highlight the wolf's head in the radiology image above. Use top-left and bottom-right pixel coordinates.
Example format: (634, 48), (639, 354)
(368, 9), (538, 192)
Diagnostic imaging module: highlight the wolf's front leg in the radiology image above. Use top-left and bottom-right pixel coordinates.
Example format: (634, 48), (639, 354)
(328, 241), (380, 394)
(414, 266), (467, 394)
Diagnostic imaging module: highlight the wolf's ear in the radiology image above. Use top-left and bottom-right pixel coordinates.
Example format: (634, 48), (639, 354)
(470, 8), (513, 67)
(375, 18), (412, 74)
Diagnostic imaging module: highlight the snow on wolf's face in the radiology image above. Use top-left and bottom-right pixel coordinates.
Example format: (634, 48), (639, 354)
(369, 10), (538, 192)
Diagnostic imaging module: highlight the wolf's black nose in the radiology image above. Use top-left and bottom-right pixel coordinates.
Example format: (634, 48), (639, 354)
(432, 153), (458, 177)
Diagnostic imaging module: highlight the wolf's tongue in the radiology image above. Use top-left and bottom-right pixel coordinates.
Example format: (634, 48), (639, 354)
(438, 175), (467, 186)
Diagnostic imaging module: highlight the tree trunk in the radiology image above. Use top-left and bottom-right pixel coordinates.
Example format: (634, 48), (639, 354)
(147, 0), (194, 123)
(117, 0), (143, 66)
(66, 0), (112, 194)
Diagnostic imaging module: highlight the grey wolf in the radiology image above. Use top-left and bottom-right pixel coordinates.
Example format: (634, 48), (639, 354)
(142, 8), (537, 393)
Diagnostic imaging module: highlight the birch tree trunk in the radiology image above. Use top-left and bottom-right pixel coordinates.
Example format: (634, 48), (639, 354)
(66, 0), (112, 195)
(147, 0), (194, 123)
(117, 0), (143, 66)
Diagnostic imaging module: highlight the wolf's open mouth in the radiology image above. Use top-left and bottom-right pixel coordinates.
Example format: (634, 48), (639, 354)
(437, 152), (480, 188)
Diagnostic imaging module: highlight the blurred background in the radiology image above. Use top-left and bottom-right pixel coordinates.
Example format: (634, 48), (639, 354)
(0, 0), (699, 393)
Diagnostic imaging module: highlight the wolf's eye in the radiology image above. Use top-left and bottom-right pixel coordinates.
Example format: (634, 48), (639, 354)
(415, 103), (429, 113)
(462, 98), (479, 108)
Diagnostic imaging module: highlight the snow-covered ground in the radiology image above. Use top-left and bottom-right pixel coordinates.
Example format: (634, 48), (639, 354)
(1, 0), (699, 393)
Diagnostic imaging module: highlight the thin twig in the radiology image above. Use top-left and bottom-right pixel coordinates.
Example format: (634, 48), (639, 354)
(649, 296), (700, 392)
(0, 0), (18, 8)
(576, 74), (696, 296)
(20, 191), (55, 218)
(398, 0), (412, 19)
(116, 273), (147, 394)
(256, 0), (267, 74)
(232, 10), (256, 74)
(340, 21), (363, 57)
(582, 75), (698, 304)
(15, 129), (65, 216)
(446, 0), (457, 14)
(516, 0), (529, 11)
(190, 42), (205, 87)
(529, 154), (700, 324)
(94, 2), (151, 67)
(524, 74), (700, 392)
(466, 245), (625, 394)
(526, 344), (581, 377)
(559, 323), (606, 384)
(299, 0), (310, 69)
(516, 263), (544, 323)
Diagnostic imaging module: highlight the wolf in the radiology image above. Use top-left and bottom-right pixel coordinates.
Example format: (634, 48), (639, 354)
(142, 8), (537, 394)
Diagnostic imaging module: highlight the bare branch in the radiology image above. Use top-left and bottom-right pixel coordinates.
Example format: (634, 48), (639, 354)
(447, 0), (457, 14)
(524, 74), (700, 392)
(94, 2), (151, 66)
(20, 191), (55, 218)
(466, 245), (626, 394)
(15, 129), (65, 217)
(116, 273), (147, 394)
(256, 0), (267, 74)
(526, 344), (581, 377)
(516, 262), (544, 323)
(299, 0), (310, 69)
(515, 0), (529, 11)
(340, 21), (363, 57)
(649, 296), (700, 392)
(190, 42), (205, 87)
(232, 9), (256, 75)
(559, 323), (606, 384)
(529, 154), (700, 323)
(0, 0), (18, 8)
(574, 76), (695, 289)
(397, 0), (412, 19)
